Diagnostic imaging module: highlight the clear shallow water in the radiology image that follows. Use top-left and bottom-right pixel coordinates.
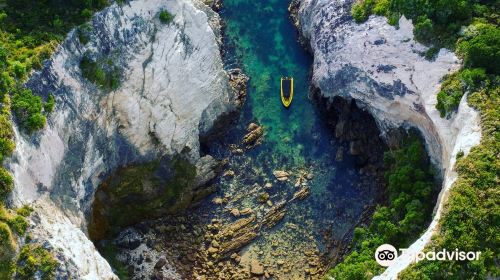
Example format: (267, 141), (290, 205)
(223, 0), (317, 161)
(93, 1), (384, 278)
(101, 1), (380, 278)
(218, 0), (371, 232)
(197, 0), (378, 277)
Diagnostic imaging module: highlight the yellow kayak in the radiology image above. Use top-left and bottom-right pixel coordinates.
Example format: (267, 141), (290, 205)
(280, 77), (294, 108)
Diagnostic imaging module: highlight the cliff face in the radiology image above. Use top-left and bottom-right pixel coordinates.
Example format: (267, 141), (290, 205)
(7, 0), (243, 278)
(293, 0), (482, 278)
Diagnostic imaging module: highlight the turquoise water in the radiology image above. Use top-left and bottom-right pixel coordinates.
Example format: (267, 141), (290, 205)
(200, 0), (378, 276)
(218, 0), (371, 214)
(222, 0), (317, 162)
(95, 2), (382, 278)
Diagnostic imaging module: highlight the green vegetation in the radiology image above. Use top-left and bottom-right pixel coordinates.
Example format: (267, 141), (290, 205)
(15, 244), (58, 280)
(80, 53), (121, 90)
(11, 88), (53, 132)
(0, 0), (112, 277)
(400, 71), (499, 280)
(0, 168), (13, 200)
(436, 68), (489, 117)
(457, 23), (500, 74)
(89, 152), (197, 241)
(349, 0), (499, 277)
(159, 10), (175, 24)
(350, 0), (498, 48)
(327, 135), (438, 279)
(77, 24), (93, 45)
(44, 94), (55, 113)
(0, 205), (33, 279)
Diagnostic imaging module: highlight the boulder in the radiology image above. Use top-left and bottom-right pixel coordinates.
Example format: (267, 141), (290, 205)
(250, 259), (265, 276)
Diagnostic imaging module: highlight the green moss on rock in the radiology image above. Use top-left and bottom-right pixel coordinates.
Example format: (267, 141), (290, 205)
(98, 243), (131, 280)
(89, 153), (198, 241)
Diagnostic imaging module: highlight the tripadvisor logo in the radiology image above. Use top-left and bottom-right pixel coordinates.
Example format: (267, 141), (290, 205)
(375, 244), (398, 267)
(374, 244), (482, 267)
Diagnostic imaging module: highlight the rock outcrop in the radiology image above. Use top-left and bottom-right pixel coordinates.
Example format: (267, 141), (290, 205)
(7, 0), (244, 278)
(293, 0), (482, 278)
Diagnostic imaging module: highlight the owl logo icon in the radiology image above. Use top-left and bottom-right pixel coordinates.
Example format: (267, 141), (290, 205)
(375, 244), (398, 267)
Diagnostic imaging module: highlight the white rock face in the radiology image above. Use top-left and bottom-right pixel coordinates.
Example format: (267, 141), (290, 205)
(7, 0), (239, 278)
(295, 0), (481, 278)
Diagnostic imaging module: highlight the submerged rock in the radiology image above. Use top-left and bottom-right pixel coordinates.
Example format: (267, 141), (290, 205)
(335, 147), (344, 162)
(250, 259), (265, 276)
(223, 170), (235, 177)
(213, 215), (258, 257)
(240, 208), (253, 215)
(291, 186), (310, 201)
(273, 170), (290, 181)
(242, 123), (264, 148)
(230, 208), (240, 217)
(263, 202), (286, 228)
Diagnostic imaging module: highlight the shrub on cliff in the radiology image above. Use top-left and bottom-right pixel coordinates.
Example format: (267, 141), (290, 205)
(15, 244), (58, 280)
(0, 168), (13, 200)
(351, 0), (389, 23)
(436, 68), (491, 117)
(0, 221), (16, 278)
(0, 205), (33, 278)
(457, 23), (500, 75)
(11, 88), (47, 132)
(159, 10), (174, 24)
(80, 53), (121, 90)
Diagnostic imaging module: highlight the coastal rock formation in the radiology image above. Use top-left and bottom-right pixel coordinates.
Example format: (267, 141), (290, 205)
(7, 0), (243, 278)
(293, 0), (482, 277)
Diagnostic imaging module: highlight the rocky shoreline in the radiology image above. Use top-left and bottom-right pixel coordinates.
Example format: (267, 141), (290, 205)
(93, 0), (483, 278)
(101, 1), (398, 278)
(108, 88), (392, 279)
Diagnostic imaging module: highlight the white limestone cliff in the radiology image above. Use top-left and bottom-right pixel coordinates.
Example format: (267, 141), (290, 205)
(7, 0), (241, 278)
(294, 0), (482, 278)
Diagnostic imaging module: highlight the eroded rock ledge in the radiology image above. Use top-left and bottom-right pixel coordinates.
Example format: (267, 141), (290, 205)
(7, 0), (246, 278)
(292, 0), (482, 278)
